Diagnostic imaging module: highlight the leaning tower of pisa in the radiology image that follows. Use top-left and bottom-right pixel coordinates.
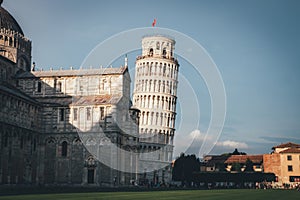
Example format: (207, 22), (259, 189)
(133, 35), (179, 182)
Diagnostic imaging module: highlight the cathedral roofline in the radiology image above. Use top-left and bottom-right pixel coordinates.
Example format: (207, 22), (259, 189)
(0, 1), (24, 35)
(16, 66), (128, 78)
(0, 80), (39, 105)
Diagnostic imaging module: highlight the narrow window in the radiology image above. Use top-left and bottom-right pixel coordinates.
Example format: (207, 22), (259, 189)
(288, 165), (293, 172)
(37, 81), (42, 93)
(287, 155), (292, 161)
(62, 141), (68, 157)
(57, 82), (62, 92)
(87, 169), (95, 184)
(162, 48), (167, 58)
(149, 48), (153, 56)
(86, 107), (91, 121)
(156, 41), (160, 50)
(59, 108), (65, 121)
(73, 108), (78, 121)
(100, 107), (105, 120)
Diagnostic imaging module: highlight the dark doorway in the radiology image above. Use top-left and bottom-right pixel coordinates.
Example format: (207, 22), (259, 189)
(87, 169), (95, 184)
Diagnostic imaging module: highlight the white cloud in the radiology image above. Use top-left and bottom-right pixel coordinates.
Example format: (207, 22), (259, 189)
(174, 129), (205, 157)
(189, 129), (205, 140)
(217, 140), (248, 149)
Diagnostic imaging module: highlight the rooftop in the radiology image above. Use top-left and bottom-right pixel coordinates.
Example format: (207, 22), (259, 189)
(71, 94), (122, 106)
(0, 81), (38, 104)
(0, 2), (24, 35)
(225, 155), (263, 164)
(279, 148), (300, 154)
(16, 66), (128, 78)
(272, 142), (300, 149)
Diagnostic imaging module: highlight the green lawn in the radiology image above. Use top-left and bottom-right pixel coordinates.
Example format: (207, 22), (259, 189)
(0, 189), (299, 200)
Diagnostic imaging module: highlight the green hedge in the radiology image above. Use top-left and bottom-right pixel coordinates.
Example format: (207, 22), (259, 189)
(192, 172), (275, 183)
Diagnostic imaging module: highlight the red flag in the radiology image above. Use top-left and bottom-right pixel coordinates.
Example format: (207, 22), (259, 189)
(152, 19), (156, 27)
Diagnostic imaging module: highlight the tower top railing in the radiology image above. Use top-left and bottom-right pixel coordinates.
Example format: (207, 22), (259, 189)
(142, 34), (175, 42)
(136, 54), (179, 65)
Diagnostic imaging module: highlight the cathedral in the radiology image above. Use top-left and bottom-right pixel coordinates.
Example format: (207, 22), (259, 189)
(0, 2), (179, 186)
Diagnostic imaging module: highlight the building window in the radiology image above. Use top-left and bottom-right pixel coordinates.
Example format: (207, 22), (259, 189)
(37, 81), (42, 93)
(100, 107), (105, 120)
(149, 48), (153, 56)
(87, 169), (95, 184)
(57, 82), (62, 92)
(288, 165), (293, 172)
(86, 107), (91, 121)
(290, 176), (300, 182)
(73, 108), (78, 121)
(156, 41), (160, 50)
(59, 108), (65, 121)
(62, 141), (68, 157)
(162, 48), (167, 58)
(287, 155), (292, 161)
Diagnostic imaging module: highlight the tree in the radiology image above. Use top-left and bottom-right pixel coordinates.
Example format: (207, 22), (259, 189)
(231, 162), (241, 172)
(232, 148), (247, 155)
(244, 158), (254, 172)
(172, 153), (201, 186)
(216, 162), (227, 172)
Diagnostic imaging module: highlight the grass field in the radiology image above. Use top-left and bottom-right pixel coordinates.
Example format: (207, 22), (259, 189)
(0, 189), (299, 200)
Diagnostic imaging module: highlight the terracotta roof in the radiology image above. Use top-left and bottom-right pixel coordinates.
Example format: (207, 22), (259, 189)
(225, 155), (263, 164)
(35, 96), (72, 106)
(205, 155), (229, 167)
(272, 142), (300, 149)
(280, 148), (300, 154)
(17, 66), (128, 78)
(71, 94), (122, 106)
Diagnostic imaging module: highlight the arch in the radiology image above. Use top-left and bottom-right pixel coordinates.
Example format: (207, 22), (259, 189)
(170, 65), (174, 78)
(9, 37), (13, 46)
(141, 80), (144, 91)
(153, 80), (157, 92)
(162, 47), (167, 58)
(166, 81), (169, 93)
(154, 62), (158, 75)
(149, 79), (152, 92)
(73, 137), (82, 145)
(45, 137), (56, 145)
(156, 41), (160, 50)
(151, 112), (154, 125)
(147, 95), (151, 107)
(150, 62), (153, 75)
(159, 63), (162, 76)
(158, 80), (161, 92)
(145, 79), (148, 91)
(149, 48), (153, 56)
(152, 95), (156, 108)
(155, 112), (159, 125)
(86, 156), (96, 167)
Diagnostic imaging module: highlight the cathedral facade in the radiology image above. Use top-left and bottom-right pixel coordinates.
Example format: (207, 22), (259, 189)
(0, 2), (178, 186)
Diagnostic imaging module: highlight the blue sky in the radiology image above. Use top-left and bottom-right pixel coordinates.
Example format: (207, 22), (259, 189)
(4, 0), (300, 157)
